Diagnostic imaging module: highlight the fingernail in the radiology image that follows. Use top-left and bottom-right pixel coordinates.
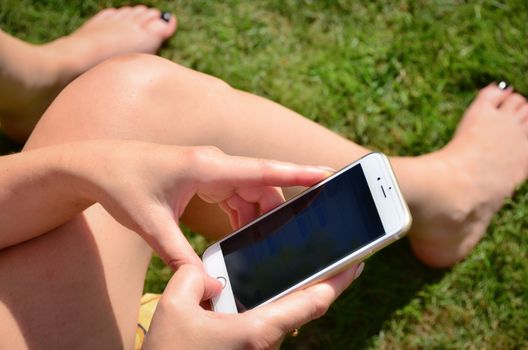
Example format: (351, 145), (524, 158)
(211, 276), (223, 293)
(354, 262), (365, 279)
(203, 276), (223, 300)
(160, 11), (171, 22)
(317, 165), (337, 173)
(497, 81), (509, 90)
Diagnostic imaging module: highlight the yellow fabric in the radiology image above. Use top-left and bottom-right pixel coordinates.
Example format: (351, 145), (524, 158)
(135, 293), (161, 350)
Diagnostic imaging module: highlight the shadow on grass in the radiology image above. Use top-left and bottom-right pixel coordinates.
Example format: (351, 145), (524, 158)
(283, 239), (445, 349)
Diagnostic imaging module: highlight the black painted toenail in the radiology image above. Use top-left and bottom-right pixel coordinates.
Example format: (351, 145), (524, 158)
(498, 81), (509, 90)
(160, 11), (171, 23)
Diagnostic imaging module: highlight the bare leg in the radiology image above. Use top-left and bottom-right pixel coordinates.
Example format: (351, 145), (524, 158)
(0, 5), (176, 143)
(32, 54), (528, 268)
(1, 54), (527, 348)
(401, 87), (528, 266)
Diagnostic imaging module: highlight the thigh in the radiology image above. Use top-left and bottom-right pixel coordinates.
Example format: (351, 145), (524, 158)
(0, 206), (151, 349)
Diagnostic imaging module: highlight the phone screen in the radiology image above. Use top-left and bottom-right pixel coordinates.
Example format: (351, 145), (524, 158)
(220, 163), (384, 312)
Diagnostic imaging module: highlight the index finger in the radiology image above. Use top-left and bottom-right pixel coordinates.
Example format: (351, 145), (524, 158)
(202, 154), (333, 188)
(248, 264), (362, 333)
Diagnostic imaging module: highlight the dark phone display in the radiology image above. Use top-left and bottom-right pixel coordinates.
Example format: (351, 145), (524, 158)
(220, 164), (384, 312)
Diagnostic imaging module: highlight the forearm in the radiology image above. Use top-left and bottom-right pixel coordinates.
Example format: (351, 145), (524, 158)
(0, 143), (93, 249)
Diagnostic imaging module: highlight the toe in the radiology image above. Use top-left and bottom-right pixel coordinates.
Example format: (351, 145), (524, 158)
(476, 83), (513, 108)
(143, 11), (177, 38)
(93, 8), (117, 22)
(140, 8), (162, 23)
(113, 6), (134, 20)
(518, 104), (528, 127)
(130, 5), (149, 20)
(500, 93), (527, 112)
(523, 119), (528, 135)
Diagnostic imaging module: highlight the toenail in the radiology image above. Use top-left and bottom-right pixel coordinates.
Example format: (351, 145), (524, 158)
(498, 81), (509, 90)
(160, 11), (171, 22)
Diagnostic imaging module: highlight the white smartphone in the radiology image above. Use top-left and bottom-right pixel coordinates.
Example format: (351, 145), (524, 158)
(202, 152), (411, 313)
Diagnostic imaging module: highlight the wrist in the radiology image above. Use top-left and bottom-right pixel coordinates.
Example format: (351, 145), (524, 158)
(49, 141), (102, 209)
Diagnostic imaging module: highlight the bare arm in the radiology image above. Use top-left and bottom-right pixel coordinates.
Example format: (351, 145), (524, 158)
(0, 140), (330, 296)
(0, 144), (91, 249)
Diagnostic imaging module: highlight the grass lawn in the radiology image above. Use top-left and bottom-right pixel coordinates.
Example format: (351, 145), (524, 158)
(1, 0), (527, 348)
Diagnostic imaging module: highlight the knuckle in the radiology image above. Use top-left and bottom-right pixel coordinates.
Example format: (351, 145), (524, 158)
(158, 291), (181, 311)
(304, 290), (330, 320)
(158, 296), (186, 318)
(165, 254), (196, 270)
(257, 159), (274, 181)
(202, 145), (223, 154)
(159, 293), (176, 308)
(240, 316), (283, 349)
(247, 317), (267, 335)
(312, 299), (330, 319)
(188, 146), (226, 177)
(244, 336), (272, 350)
(186, 146), (223, 163)
(258, 158), (270, 169)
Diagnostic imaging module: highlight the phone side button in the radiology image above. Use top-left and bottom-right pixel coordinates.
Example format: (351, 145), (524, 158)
(216, 276), (227, 289)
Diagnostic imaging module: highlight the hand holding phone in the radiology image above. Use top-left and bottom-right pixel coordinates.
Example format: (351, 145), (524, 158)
(143, 263), (362, 350)
(203, 153), (411, 313)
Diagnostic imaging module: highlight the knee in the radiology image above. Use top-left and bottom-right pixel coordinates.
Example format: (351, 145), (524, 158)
(31, 53), (234, 146)
(88, 53), (233, 100)
(88, 53), (176, 90)
(69, 53), (233, 120)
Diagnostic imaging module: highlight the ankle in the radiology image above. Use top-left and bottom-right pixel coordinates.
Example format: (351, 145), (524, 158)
(38, 40), (80, 86)
(393, 151), (475, 232)
(0, 42), (66, 143)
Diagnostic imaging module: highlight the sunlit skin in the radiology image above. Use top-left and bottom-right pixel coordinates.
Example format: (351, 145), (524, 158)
(0, 5), (176, 143)
(1, 6), (528, 349)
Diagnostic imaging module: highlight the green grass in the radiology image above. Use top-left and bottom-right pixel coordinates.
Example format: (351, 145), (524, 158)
(1, 0), (527, 348)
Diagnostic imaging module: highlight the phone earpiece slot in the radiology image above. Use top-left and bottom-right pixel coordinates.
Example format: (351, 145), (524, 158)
(381, 186), (387, 198)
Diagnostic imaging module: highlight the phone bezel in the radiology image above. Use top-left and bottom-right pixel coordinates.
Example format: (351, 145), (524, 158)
(202, 152), (411, 313)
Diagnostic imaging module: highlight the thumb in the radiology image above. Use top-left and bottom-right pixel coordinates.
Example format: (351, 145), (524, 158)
(138, 206), (222, 298)
(164, 264), (207, 305)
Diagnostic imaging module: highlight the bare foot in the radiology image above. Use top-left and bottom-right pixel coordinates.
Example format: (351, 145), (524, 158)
(0, 5), (177, 143)
(396, 84), (528, 268)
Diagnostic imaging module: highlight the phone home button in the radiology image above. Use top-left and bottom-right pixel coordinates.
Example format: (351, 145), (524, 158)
(216, 276), (227, 289)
